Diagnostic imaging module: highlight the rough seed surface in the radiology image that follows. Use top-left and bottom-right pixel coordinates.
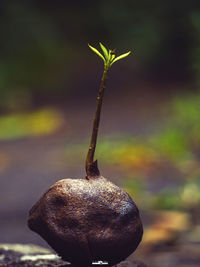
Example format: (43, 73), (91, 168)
(28, 177), (143, 266)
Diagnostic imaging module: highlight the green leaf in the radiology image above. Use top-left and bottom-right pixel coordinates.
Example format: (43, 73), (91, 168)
(107, 49), (112, 62)
(111, 51), (131, 65)
(88, 44), (105, 63)
(111, 54), (115, 61)
(99, 42), (109, 60)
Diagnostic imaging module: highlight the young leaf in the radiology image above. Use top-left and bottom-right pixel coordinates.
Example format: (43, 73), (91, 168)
(111, 54), (115, 61)
(88, 44), (106, 63)
(111, 51), (131, 65)
(107, 49), (112, 62)
(99, 42), (109, 60)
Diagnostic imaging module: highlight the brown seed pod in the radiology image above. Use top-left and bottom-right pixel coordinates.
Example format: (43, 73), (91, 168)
(28, 177), (143, 266)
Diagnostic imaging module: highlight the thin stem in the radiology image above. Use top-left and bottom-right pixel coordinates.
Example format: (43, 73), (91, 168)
(85, 67), (109, 179)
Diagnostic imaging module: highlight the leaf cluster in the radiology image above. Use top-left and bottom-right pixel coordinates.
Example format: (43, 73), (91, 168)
(88, 42), (131, 69)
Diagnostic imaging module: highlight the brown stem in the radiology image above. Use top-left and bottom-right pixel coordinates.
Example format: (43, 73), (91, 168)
(85, 67), (109, 179)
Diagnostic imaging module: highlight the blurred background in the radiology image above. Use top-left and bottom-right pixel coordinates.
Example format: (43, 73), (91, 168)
(0, 0), (200, 266)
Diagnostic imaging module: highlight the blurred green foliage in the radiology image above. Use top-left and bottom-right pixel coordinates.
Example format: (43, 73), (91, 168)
(171, 93), (200, 141)
(190, 11), (200, 86)
(0, 1), (72, 110)
(1, 1), (200, 110)
(150, 128), (188, 161)
(0, 108), (62, 140)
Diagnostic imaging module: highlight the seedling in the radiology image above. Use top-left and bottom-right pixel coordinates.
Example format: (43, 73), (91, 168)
(86, 43), (131, 179)
(28, 43), (143, 267)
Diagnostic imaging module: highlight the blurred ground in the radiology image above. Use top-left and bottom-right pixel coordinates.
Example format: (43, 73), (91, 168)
(0, 243), (146, 267)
